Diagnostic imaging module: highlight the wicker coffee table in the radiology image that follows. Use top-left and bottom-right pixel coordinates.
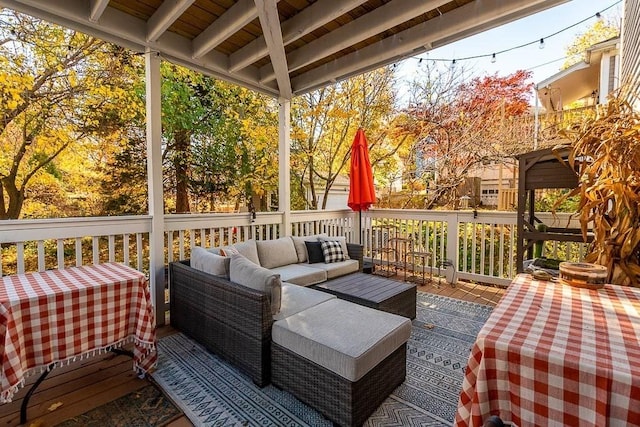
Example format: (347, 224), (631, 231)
(312, 272), (416, 319)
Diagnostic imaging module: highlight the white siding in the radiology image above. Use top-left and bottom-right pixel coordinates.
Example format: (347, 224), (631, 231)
(621, 0), (640, 107)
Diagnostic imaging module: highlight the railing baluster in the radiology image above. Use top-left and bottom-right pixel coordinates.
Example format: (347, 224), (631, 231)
(489, 224), (495, 277)
(123, 234), (130, 265)
(480, 224), (486, 275)
(92, 237), (100, 265)
(499, 226), (505, 277)
(136, 233), (143, 271)
(57, 239), (65, 269)
(471, 222), (477, 275)
(178, 230), (185, 260)
(17, 242), (25, 274)
(37, 241), (45, 271)
(108, 235), (115, 262)
(75, 238), (82, 267)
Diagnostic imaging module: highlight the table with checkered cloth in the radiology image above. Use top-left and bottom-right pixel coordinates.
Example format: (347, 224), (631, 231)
(454, 273), (640, 427)
(0, 262), (157, 402)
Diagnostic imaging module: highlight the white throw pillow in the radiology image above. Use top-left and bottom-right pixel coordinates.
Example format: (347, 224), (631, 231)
(190, 246), (230, 278)
(317, 235), (350, 259)
(229, 253), (282, 315)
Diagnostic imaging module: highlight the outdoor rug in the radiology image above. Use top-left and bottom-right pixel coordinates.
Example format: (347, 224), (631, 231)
(56, 382), (182, 427)
(152, 292), (493, 426)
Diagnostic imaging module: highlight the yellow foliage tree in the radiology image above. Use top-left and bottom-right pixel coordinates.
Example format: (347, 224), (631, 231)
(0, 10), (141, 219)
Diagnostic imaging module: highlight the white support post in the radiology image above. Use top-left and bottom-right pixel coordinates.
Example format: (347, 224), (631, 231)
(145, 48), (166, 326)
(278, 98), (291, 236)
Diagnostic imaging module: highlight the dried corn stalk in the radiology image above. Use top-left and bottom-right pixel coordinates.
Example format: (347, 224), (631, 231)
(556, 92), (640, 286)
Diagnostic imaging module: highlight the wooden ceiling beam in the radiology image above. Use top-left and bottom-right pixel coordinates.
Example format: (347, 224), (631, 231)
(6, 0), (279, 96)
(259, 0), (450, 83)
(254, 0), (291, 98)
(89, 0), (109, 22)
(147, 0), (195, 42)
(192, 0), (257, 59)
(229, 0), (368, 73)
(291, 0), (569, 94)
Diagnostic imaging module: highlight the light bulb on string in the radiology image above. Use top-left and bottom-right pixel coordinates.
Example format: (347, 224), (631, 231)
(539, 38), (545, 49)
(491, 53), (496, 63)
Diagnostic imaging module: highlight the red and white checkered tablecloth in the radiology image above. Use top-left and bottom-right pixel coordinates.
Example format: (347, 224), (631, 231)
(0, 262), (157, 402)
(455, 273), (640, 427)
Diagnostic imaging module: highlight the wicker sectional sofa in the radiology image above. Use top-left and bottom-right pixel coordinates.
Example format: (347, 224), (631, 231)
(169, 236), (411, 426)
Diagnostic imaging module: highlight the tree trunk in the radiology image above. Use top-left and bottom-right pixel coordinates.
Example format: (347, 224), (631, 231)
(174, 130), (191, 213)
(0, 177), (24, 219)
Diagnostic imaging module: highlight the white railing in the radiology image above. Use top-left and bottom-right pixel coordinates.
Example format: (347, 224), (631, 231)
(0, 216), (152, 275)
(1, 209), (588, 288)
(164, 210), (356, 261)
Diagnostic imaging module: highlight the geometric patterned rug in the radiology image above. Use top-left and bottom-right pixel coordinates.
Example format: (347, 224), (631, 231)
(152, 292), (493, 426)
(56, 383), (182, 427)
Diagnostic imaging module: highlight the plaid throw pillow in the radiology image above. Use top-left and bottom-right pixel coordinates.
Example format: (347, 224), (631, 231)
(321, 240), (345, 263)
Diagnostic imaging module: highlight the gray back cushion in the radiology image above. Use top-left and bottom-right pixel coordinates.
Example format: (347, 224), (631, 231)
(221, 239), (260, 265)
(190, 246), (230, 278)
(229, 253), (282, 314)
(256, 237), (299, 269)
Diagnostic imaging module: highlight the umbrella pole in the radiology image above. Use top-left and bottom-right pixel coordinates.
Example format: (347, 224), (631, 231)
(358, 210), (362, 245)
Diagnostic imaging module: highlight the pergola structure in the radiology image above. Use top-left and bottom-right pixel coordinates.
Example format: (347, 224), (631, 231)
(0, 0), (570, 322)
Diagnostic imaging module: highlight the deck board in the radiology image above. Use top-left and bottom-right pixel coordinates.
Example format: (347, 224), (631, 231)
(0, 275), (504, 426)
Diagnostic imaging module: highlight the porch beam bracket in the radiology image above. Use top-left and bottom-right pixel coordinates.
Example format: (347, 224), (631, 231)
(88, 0), (109, 22)
(192, 0), (257, 59)
(291, 0), (569, 94)
(260, 0), (450, 84)
(255, 0), (291, 99)
(229, 0), (368, 72)
(147, 0), (195, 42)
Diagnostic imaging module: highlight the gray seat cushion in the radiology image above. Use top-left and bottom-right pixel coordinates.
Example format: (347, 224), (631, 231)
(307, 259), (359, 278)
(274, 283), (336, 321)
(269, 264), (327, 286)
(272, 299), (411, 382)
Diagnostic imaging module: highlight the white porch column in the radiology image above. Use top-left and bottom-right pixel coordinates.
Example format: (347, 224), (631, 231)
(145, 48), (166, 326)
(278, 97), (291, 236)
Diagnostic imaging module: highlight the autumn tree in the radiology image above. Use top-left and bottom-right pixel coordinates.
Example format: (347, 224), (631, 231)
(0, 10), (140, 219)
(291, 67), (406, 210)
(563, 18), (620, 69)
(189, 85), (278, 212)
(403, 63), (533, 208)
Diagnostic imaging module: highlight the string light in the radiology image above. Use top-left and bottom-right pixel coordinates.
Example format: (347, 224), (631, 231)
(410, 0), (620, 66)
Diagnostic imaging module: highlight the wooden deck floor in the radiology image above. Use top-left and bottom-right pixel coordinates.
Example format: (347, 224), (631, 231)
(1, 277), (504, 427)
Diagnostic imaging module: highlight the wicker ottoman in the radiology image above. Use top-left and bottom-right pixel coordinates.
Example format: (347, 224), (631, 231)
(271, 299), (412, 426)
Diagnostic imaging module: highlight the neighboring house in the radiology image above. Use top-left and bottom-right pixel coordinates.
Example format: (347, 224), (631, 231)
(468, 160), (517, 208)
(536, 36), (620, 111)
(621, 0), (640, 108)
(305, 174), (350, 210)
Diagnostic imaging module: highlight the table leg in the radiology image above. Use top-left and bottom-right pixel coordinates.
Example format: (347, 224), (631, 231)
(20, 349), (136, 424)
(20, 363), (54, 425)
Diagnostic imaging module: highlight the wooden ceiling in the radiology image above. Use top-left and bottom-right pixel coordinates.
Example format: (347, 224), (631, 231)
(1, 0), (569, 98)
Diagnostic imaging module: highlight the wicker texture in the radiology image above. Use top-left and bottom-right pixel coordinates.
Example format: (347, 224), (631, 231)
(169, 261), (273, 386)
(346, 243), (364, 270)
(169, 242), (363, 388)
(271, 342), (406, 427)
